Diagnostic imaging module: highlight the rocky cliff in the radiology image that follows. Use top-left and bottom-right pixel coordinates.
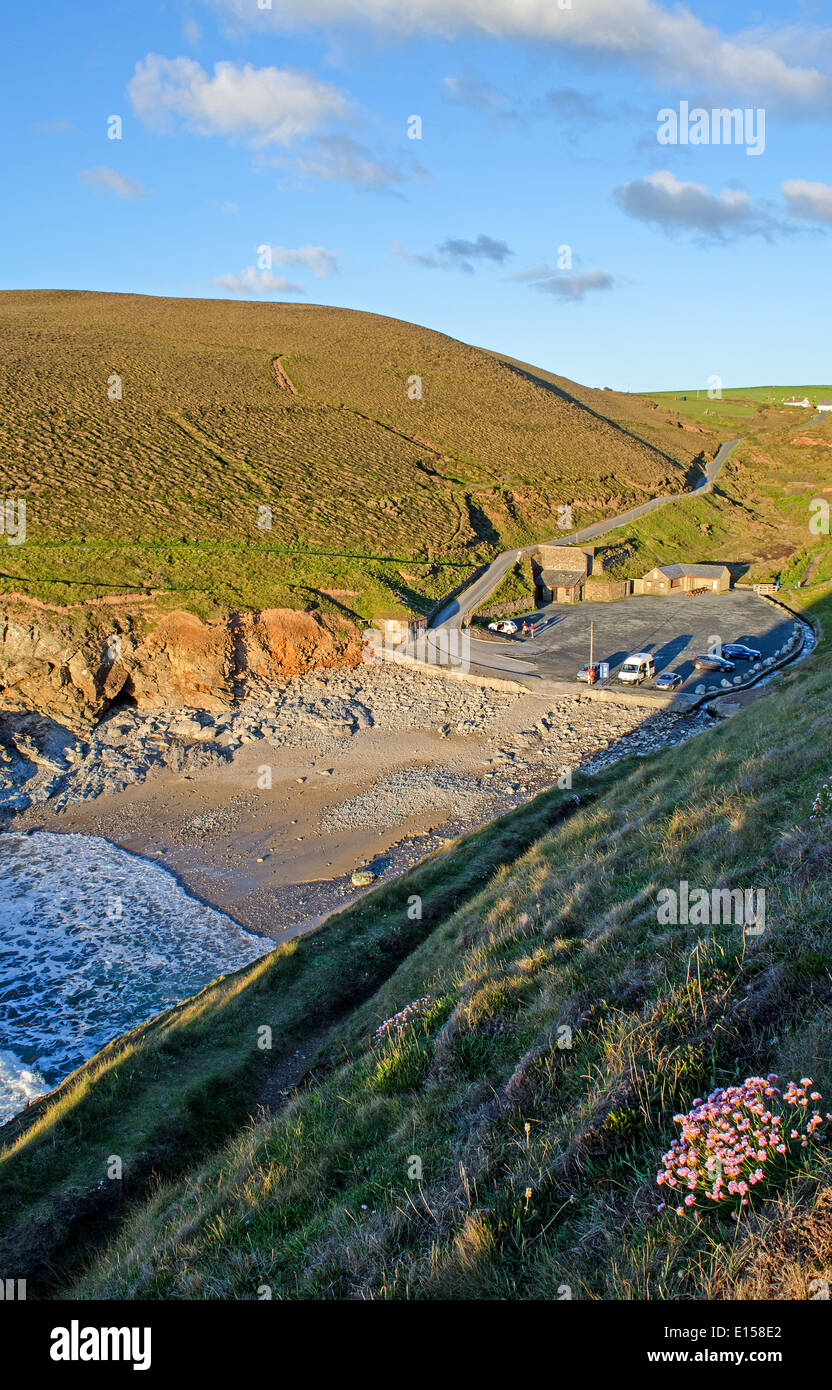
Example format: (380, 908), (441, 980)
(0, 599), (364, 731)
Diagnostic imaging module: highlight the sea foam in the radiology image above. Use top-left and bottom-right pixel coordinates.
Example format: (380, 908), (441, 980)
(0, 830), (271, 1124)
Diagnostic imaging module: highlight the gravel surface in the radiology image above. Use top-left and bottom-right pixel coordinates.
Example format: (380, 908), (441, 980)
(0, 663), (716, 942)
(318, 766), (489, 832)
(1, 663), (709, 822)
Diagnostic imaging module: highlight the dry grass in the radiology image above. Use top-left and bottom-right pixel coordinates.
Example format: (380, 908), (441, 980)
(0, 290), (712, 615)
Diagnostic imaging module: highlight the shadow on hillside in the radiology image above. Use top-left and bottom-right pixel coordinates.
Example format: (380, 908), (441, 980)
(494, 357), (681, 470)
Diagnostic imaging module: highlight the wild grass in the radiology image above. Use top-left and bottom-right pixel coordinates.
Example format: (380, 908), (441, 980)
(593, 413), (832, 587)
(2, 592), (826, 1300)
(0, 771), (592, 1293)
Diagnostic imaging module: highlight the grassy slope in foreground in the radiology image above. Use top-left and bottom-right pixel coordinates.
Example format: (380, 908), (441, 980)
(3, 594), (831, 1300)
(0, 778), (589, 1292)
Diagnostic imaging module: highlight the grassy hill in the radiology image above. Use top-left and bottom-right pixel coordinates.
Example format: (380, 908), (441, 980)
(589, 403), (832, 590)
(3, 586), (831, 1300)
(0, 291), (713, 621)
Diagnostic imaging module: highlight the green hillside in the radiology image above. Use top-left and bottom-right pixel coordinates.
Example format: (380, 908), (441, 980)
(3, 585), (831, 1300)
(590, 409), (832, 589)
(0, 291), (713, 620)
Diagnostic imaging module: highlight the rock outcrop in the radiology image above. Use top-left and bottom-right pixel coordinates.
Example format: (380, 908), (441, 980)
(0, 599), (364, 730)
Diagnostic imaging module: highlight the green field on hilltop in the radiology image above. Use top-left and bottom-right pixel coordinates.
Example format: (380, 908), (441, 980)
(647, 386), (832, 428)
(654, 384), (832, 402)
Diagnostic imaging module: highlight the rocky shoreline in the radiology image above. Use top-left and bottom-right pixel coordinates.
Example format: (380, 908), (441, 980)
(2, 663), (712, 939)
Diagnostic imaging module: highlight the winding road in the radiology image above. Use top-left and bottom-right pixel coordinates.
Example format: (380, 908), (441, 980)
(423, 437), (742, 682)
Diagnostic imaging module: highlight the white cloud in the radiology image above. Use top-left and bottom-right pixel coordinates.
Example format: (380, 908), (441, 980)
(128, 54), (349, 145)
(214, 267), (306, 295)
(504, 263), (556, 283)
(393, 233), (513, 271)
(295, 134), (421, 190)
(209, 0), (832, 112)
(267, 245), (340, 278)
(509, 267), (617, 300)
(614, 170), (780, 240)
(79, 166), (149, 198)
(535, 270), (616, 300)
(442, 70), (518, 121)
(782, 178), (832, 225)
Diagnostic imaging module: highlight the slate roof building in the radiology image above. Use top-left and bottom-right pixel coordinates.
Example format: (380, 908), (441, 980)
(637, 563), (731, 595)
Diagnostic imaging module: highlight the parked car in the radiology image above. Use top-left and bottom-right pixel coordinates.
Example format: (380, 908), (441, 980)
(722, 643), (761, 661)
(655, 670), (683, 690)
(576, 664), (599, 684)
(694, 653), (735, 672)
(487, 619), (518, 634)
(617, 653), (656, 684)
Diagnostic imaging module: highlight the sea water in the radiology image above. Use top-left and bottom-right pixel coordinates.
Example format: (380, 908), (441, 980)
(0, 830), (271, 1125)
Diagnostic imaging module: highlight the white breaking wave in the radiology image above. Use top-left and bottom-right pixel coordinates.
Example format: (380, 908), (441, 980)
(0, 1049), (49, 1126)
(0, 831), (271, 1124)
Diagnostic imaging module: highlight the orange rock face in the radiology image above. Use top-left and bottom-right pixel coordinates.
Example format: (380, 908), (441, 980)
(0, 601), (364, 729)
(791, 436), (832, 449)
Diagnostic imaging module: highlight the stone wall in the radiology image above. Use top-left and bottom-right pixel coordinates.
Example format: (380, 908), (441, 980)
(585, 578), (630, 601)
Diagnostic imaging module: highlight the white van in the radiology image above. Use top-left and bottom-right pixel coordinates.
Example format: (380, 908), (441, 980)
(617, 652), (655, 685)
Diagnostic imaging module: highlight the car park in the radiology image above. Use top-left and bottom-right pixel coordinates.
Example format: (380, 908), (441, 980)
(694, 653), (735, 672)
(722, 643), (761, 661)
(654, 670), (683, 690)
(617, 653), (656, 685)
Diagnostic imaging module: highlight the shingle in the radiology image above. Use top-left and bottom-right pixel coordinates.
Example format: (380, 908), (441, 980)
(654, 563), (727, 579)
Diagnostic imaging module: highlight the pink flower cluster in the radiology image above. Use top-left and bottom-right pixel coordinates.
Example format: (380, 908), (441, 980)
(810, 780), (832, 821)
(373, 997), (431, 1041)
(657, 1075), (832, 1217)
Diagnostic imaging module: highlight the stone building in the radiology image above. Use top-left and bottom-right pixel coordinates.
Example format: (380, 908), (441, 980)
(634, 563), (731, 595)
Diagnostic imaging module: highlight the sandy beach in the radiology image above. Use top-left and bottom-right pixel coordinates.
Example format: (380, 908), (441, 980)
(8, 663), (710, 940)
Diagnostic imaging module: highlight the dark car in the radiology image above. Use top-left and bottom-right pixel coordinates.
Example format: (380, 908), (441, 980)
(654, 670), (683, 690)
(694, 653), (735, 672)
(722, 643), (761, 661)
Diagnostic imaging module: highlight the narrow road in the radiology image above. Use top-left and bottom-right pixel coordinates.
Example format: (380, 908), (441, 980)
(429, 437), (741, 634)
(422, 437), (742, 683)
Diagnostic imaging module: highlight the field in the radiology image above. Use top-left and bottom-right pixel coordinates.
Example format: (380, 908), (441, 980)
(647, 385), (832, 429)
(0, 291), (714, 621)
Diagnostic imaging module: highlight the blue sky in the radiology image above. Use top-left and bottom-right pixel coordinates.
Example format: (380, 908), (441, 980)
(2, 0), (831, 390)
